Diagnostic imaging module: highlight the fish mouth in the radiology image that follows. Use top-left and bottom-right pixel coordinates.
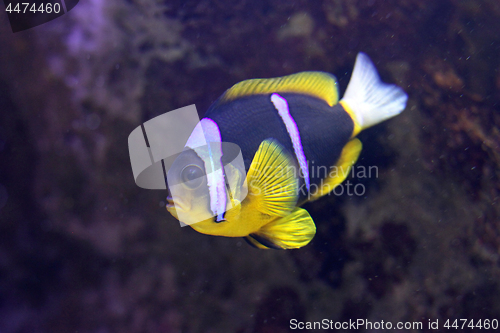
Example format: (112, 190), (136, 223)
(166, 196), (186, 212)
(166, 196), (176, 208)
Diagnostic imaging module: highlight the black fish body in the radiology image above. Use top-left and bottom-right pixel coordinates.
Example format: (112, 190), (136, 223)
(205, 93), (354, 196)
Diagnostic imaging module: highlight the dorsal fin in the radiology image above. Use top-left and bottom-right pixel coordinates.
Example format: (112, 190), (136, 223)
(220, 71), (339, 107)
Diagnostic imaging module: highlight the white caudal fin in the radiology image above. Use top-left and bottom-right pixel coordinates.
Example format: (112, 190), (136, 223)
(341, 52), (408, 130)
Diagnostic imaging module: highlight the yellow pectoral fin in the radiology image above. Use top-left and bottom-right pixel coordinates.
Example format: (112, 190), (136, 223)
(249, 208), (316, 250)
(246, 139), (298, 217)
(309, 138), (363, 201)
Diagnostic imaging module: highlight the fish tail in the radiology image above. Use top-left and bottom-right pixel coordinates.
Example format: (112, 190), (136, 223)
(340, 52), (408, 132)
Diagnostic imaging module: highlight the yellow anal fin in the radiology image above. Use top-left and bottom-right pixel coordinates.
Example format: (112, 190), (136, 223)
(246, 139), (298, 217)
(309, 138), (363, 201)
(249, 208), (316, 250)
(221, 72), (339, 107)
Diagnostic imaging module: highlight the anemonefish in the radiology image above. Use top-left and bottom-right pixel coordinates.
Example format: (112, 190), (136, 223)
(166, 52), (408, 249)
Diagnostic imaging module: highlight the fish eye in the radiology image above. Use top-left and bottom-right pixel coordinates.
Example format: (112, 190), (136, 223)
(180, 164), (204, 189)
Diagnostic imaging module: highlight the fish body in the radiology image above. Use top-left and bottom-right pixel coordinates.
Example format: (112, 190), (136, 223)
(166, 53), (408, 249)
(206, 91), (354, 199)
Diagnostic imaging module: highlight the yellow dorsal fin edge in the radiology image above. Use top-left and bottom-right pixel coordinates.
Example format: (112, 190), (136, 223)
(221, 72), (339, 107)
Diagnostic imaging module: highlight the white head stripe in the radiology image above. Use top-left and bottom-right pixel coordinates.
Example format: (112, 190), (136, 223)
(270, 93), (310, 191)
(185, 118), (227, 220)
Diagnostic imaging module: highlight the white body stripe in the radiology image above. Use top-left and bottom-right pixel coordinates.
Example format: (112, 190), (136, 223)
(270, 93), (310, 191)
(186, 118), (226, 220)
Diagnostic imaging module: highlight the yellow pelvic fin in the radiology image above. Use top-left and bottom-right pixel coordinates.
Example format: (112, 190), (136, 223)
(340, 100), (362, 137)
(244, 235), (272, 249)
(221, 72), (339, 107)
(248, 208), (316, 250)
(308, 138), (363, 201)
(246, 139), (298, 217)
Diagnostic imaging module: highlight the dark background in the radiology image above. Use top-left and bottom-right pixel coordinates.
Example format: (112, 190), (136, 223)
(1, 0), (500, 332)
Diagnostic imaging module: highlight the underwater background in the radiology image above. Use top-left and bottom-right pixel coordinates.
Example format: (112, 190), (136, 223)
(1, 0), (500, 332)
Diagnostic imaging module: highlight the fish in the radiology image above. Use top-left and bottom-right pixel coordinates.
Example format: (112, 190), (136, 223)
(166, 52), (408, 249)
